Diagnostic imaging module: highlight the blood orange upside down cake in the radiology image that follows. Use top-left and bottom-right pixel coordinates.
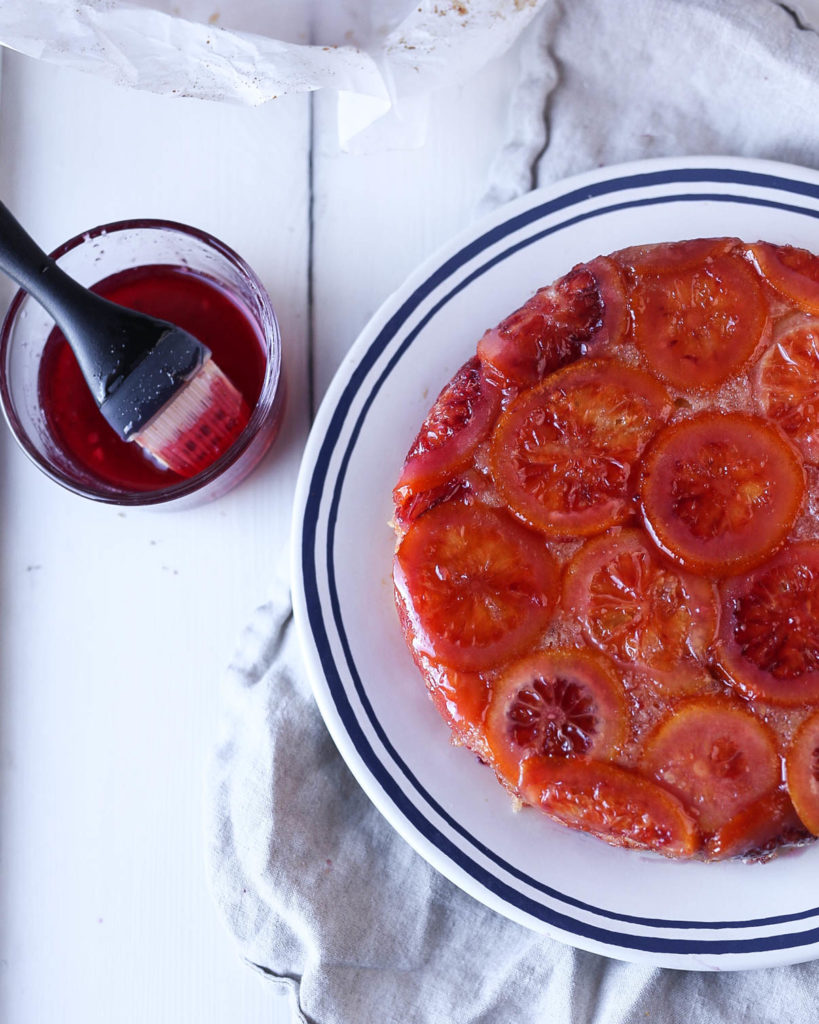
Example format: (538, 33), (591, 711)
(391, 236), (819, 861)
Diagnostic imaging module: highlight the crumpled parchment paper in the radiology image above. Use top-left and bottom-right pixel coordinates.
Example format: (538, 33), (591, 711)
(0, 0), (547, 148)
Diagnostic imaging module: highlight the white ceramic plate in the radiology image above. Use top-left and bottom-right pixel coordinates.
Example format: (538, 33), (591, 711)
(291, 156), (819, 971)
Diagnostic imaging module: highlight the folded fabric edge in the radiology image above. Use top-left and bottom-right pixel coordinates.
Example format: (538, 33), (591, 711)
(477, 3), (561, 214)
(248, 963), (314, 1024)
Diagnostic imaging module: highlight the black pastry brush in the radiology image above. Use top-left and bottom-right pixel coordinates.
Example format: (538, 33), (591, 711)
(0, 202), (249, 477)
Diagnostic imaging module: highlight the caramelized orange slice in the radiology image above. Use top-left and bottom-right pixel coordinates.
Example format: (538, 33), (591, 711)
(639, 412), (805, 576)
(490, 360), (670, 537)
(394, 502), (559, 672)
(484, 650), (628, 788)
(716, 542), (819, 706)
(478, 257), (627, 389)
(641, 697), (781, 833)
(563, 528), (718, 685)
(520, 758), (699, 857)
(630, 252), (766, 389)
(786, 710), (819, 835)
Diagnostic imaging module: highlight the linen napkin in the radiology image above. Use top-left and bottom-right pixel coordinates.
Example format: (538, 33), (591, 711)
(206, 2), (819, 1021)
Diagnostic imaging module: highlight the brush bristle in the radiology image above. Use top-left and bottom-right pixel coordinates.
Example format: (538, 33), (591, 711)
(134, 358), (250, 477)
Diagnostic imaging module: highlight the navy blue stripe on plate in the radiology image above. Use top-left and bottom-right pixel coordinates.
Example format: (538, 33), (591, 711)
(301, 166), (819, 957)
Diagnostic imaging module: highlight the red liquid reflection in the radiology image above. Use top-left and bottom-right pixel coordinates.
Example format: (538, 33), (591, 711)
(38, 264), (266, 492)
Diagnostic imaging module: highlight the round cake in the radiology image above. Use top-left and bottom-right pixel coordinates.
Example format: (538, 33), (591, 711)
(391, 236), (819, 861)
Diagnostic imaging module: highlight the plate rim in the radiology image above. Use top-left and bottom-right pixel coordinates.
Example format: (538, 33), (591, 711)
(291, 154), (819, 970)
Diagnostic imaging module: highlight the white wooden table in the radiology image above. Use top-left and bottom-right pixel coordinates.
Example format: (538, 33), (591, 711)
(0, 39), (521, 1024)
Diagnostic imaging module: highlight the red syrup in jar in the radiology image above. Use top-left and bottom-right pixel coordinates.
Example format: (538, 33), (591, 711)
(38, 264), (267, 492)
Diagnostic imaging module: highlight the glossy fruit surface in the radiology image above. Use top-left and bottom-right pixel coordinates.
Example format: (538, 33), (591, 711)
(640, 412), (804, 576)
(563, 528), (717, 678)
(752, 241), (819, 315)
(615, 237), (735, 276)
(716, 542), (819, 705)
(520, 758), (699, 856)
(755, 318), (819, 464)
(477, 258), (627, 389)
(490, 360), (670, 537)
(786, 711), (819, 835)
(395, 357), (501, 495)
(393, 474), (477, 531)
(641, 697), (781, 833)
(706, 790), (806, 860)
(394, 502), (559, 672)
(416, 655), (491, 748)
(629, 252), (766, 389)
(484, 650), (628, 787)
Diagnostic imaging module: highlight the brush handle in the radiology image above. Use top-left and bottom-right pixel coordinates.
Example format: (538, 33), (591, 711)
(0, 201), (181, 405)
(0, 201), (91, 318)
